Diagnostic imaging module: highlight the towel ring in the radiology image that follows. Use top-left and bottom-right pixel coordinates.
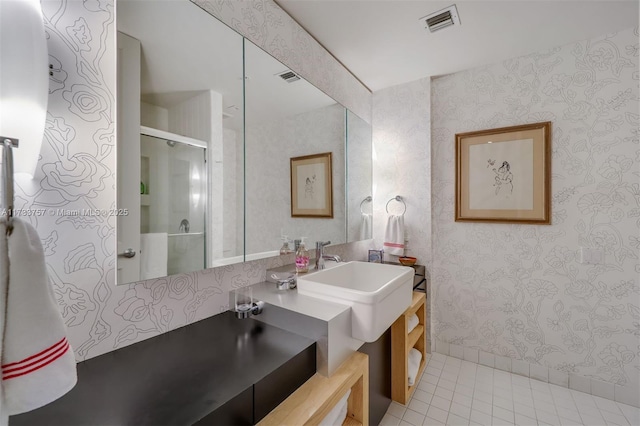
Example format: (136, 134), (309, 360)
(359, 196), (372, 214)
(385, 195), (406, 215)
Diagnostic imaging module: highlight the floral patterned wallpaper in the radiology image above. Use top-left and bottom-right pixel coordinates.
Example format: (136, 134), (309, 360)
(431, 27), (639, 400)
(372, 77), (432, 348)
(9, 0), (371, 363)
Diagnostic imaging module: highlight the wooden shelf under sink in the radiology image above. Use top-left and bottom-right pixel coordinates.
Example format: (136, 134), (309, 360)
(258, 351), (369, 426)
(391, 292), (427, 405)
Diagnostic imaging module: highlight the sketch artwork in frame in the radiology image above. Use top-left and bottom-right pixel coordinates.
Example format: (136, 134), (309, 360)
(455, 122), (551, 224)
(290, 152), (333, 218)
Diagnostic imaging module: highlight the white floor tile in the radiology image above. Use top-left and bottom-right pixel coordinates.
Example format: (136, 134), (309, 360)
(432, 395), (453, 412)
(533, 399), (556, 415)
(514, 413), (537, 426)
(492, 406), (514, 423)
(600, 409), (630, 426)
(441, 371), (459, 383)
(381, 414), (402, 426)
(427, 405), (450, 423)
(535, 409), (559, 425)
(408, 399), (430, 416)
(470, 409), (492, 425)
(447, 413), (470, 425)
(472, 399), (493, 416)
(425, 373), (440, 385)
(384, 354), (634, 426)
(555, 405), (581, 422)
(492, 416), (514, 425)
(412, 389), (433, 405)
(450, 401), (472, 419)
(493, 396), (514, 411)
(513, 402), (537, 419)
(473, 389), (493, 404)
(418, 381), (437, 394)
(452, 392), (473, 408)
(618, 403), (640, 425)
(439, 379), (458, 392)
(403, 408), (426, 426)
(424, 416), (447, 426)
(594, 395), (623, 416)
(558, 417), (584, 426)
(388, 401), (407, 418)
(435, 387), (455, 401)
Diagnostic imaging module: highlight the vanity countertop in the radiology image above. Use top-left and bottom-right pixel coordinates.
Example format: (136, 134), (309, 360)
(9, 311), (316, 426)
(250, 281), (351, 322)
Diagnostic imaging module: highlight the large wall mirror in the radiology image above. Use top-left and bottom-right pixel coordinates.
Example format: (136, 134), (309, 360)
(115, 0), (372, 285)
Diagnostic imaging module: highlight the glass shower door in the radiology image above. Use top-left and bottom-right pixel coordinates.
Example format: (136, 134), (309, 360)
(140, 134), (206, 277)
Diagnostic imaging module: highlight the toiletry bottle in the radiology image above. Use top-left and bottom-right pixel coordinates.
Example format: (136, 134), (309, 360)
(279, 236), (292, 255)
(295, 237), (310, 273)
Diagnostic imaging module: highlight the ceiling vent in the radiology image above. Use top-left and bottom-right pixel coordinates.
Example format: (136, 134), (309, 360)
(420, 5), (460, 33)
(276, 70), (300, 83)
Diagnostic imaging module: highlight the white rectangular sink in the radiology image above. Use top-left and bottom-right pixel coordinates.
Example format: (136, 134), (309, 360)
(297, 261), (414, 342)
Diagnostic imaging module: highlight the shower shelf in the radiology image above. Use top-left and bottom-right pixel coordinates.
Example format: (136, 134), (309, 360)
(140, 125), (207, 149)
(168, 232), (204, 237)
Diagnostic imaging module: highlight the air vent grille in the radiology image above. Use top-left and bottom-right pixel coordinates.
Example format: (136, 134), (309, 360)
(277, 70), (300, 83)
(420, 5), (460, 33)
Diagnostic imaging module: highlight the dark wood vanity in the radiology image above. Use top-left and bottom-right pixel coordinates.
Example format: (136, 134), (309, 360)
(9, 311), (316, 425)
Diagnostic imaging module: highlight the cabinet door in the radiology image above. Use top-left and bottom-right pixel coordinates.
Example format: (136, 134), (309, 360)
(116, 31), (141, 283)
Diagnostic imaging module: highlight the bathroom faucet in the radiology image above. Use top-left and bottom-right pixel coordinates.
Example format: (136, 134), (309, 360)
(315, 241), (341, 270)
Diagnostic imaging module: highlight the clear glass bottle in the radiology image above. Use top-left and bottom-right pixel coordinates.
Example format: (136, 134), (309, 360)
(295, 237), (310, 273)
(279, 236), (291, 255)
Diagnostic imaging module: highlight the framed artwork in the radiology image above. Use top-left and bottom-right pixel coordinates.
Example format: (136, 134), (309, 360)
(455, 122), (551, 224)
(290, 152), (333, 218)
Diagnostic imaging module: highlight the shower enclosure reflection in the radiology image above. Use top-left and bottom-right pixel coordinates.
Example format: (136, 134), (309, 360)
(139, 131), (206, 278)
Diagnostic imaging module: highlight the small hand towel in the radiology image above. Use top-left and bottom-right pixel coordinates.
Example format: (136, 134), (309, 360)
(383, 214), (405, 256)
(359, 213), (372, 240)
(408, 314), (420, 334)
(407, 348), (422, 386)
(1, 218), (77, 415)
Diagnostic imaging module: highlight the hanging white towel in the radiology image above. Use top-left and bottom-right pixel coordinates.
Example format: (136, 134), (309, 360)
(359, 213), (372, 240)
(407, 348), (422, 386)
(140, 233), (168, 280)
(383, 214), (405, 256)
(0, 218), (77, 416)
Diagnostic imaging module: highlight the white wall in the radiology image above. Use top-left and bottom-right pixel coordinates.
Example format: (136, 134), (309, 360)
(431, 26), (639, 405)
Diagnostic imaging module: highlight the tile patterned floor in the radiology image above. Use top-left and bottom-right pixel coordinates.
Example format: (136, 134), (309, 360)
(382, 353), (640, 426)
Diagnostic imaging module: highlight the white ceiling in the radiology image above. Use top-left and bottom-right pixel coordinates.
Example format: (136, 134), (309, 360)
(276, 0), (639, 92)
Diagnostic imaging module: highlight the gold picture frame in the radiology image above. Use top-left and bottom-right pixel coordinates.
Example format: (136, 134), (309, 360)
(455, 122), (551, 224)
(290, 152), (333, 218)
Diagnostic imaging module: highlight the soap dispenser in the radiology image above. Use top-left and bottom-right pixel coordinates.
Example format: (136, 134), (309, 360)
(295, 237), (310, 273)
(279, 236), (292, 255)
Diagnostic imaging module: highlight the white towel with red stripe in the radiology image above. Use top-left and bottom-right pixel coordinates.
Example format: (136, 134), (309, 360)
(383, 214), (405, 256)
(0, 218), (76, 415)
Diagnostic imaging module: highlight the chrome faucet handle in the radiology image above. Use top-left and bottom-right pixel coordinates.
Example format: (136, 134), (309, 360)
(315, 240), (331, 270)
(322, 254), (342, 263)
(315, 240), (331, 249)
